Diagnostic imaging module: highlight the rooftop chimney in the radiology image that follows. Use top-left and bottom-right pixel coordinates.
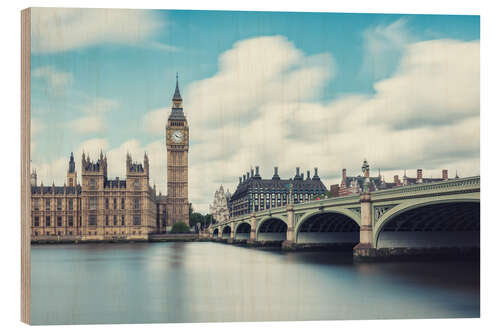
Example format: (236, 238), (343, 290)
(294, 167), (302, 180)
(272, 166), (280, 180)
(307, 170), (311, 179)
(342, 168), (347, 182)
(254, 166), (262, 180)
(247, 172), (250, 180)
(243, 174), (246, 181)
(301, 173), (304, 180)
(442, 169), (448, 180)
(251, 168), (254, 178)
(313, 167), (320, 180)
(417, 169), (423, 183)
(394, 175), (400, 185)
(239, 176), (242, 184)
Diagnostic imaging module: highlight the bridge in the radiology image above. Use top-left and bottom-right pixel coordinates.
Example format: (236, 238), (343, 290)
(205, 176), (480, 259)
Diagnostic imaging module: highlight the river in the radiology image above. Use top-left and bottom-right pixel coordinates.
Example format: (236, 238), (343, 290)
(30, 242), (479, 325)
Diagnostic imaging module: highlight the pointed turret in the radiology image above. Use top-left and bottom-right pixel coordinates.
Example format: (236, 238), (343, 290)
(67, 152), (77, 187)
(68, 152), (75, 173)
(30, 169), (37, 187)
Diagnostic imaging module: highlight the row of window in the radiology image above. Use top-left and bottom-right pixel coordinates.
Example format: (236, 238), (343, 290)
(251, 193), (318, 200)
(89, 197), (140, 210)
(33, 230), (144, 237)
(34, 215), (141, 226)
(88, 178), (142, 189)
(89, 215), (141, 226)
(230, 195), (318, 217)
(35, 197), (143, 211)
(34, 215), (78, 227)
(33, 198), (76, 211)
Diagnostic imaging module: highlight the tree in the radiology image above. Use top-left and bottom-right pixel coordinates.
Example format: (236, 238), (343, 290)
(189, 212), (204, 227)
(203, 214), (214, 228)
(171, 222), (190, 233)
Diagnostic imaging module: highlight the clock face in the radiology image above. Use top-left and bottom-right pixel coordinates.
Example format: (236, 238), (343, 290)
(171, 130), (184, 144)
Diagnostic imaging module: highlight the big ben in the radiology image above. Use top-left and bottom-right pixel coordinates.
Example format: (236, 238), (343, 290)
(166, 74), (189, 227)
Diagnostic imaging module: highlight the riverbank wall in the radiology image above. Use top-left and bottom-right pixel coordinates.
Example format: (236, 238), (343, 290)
(31, 233), (203, 244)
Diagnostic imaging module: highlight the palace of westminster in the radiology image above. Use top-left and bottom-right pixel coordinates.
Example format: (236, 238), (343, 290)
(30, 78), (190, 241)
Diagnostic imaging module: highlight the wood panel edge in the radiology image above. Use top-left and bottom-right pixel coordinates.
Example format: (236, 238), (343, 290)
(21, 7), (31, 325)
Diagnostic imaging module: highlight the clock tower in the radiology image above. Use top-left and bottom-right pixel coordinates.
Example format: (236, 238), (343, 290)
(166, 74), (189, 227)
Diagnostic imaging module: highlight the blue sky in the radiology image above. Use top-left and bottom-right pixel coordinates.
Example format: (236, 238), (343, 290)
(30, 8), (480, 212)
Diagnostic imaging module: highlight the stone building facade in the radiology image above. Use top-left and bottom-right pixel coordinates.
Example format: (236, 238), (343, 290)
(31, 152), (157, 241)
(30, 77), (190, 241)
(209, 185), (231, 224)
(229, 166), (327, 217)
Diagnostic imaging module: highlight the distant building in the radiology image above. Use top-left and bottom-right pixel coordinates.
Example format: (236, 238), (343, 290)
(209, 185), (231, 224)
(229, 166), (327, 217)
(335, 159), (455, 197)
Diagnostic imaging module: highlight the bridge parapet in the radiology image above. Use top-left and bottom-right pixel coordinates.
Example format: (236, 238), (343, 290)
(371, 176), (480, 201)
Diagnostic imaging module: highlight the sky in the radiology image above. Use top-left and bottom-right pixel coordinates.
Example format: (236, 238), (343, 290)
(30, 8), (480, 213)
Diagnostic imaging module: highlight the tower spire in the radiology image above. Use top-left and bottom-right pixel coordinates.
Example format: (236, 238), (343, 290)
(172, 72), (182, 101)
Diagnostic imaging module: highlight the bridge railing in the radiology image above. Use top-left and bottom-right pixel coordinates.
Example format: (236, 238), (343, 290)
(371, 175), (480, 200)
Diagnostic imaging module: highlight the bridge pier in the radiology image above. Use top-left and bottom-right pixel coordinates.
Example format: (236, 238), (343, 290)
(353, 191), (376, 259)
(247, 213), (257, 245)
(227, 222), (235, 243)
(282, 204), (296, 250)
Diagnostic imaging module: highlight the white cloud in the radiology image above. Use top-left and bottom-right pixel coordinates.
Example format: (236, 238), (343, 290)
(66, 97), (119, 134)
(360, 19), (414, 81)
(184, 36), (335, 129)
(31, 8), (167, 53)
(32, 66), (73, 93)
(142, 107), (168, 135)
(68, 115), (106, 134)
(78, 97), (119, 114)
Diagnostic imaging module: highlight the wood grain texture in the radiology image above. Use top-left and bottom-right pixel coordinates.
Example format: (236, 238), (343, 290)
(21, 7), (31, 325)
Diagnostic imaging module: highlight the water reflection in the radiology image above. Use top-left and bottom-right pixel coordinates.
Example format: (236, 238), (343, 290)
(31, 242), (479, 325)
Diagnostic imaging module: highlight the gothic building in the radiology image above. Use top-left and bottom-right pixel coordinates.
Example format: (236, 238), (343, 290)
(209, 185), (231, 224)
(229, 166), (327, 217)
(30, 77), (190, 241)
(31, 151), (157, 240)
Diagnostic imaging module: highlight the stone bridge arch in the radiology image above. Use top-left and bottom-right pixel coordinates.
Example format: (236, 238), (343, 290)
(221, 225), (231, 239)
(234, 221), (252, 240)
(374, 197), (480, 249)
(256, 215), (289, 241)
(294, 208), (361, 244)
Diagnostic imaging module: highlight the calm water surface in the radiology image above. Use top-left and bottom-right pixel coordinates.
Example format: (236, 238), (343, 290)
(31, 242), (479, 325)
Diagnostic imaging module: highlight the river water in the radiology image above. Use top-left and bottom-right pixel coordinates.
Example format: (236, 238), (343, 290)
(30, 242), (479, 325)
